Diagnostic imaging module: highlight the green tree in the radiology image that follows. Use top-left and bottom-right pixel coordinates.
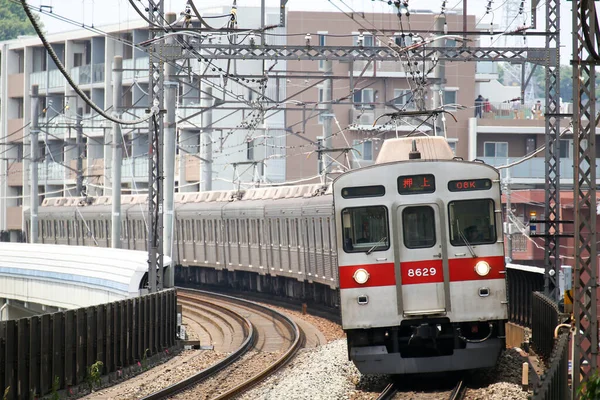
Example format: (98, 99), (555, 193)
(0, 0), (42, 41)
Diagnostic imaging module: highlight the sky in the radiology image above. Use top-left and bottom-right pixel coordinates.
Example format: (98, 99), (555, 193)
(28, 0), (575, 65)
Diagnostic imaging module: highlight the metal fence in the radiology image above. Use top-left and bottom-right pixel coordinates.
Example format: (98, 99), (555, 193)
(506, 267), (544, 327)
(530, 291), (570, 400)
(0, 289), (177, 400)
(532, 331), (570, 400)
(531, 292), (561, 361)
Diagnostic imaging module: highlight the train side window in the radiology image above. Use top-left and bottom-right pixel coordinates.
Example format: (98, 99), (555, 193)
(448, 199), (497, 246)
(402, 206), (436, 248)
(341, 206), (389, 253)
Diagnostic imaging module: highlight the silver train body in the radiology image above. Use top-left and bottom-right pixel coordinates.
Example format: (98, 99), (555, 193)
(25, 137), (508, 375)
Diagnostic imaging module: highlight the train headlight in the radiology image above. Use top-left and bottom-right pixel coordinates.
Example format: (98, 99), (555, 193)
(475, 261), (491, 276)
(353, 268), (370, 284)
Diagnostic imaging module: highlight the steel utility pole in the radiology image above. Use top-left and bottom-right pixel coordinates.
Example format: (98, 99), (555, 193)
(30, 85), (39, 244)
(505, 167), (512, 262)
(200, 86), (213, 191)
(543, 0), (561, 301)
(573, 0), (598, 394)
(432, 14), (446, 136)
(111, 56), (123, 248)
(147, 0), (164, 292)
(321, 60), (333, 180)
(163, 12), (177, 288)
(76, 108), (84, 197)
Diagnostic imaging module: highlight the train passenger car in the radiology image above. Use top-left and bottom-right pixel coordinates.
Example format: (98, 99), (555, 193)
(333, 137), (507, 375)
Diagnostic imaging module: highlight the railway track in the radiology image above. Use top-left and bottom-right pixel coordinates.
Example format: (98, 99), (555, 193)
(448, 379), (466, 400)
(377, 377), (466, 400)
(143, 288), (304, 400)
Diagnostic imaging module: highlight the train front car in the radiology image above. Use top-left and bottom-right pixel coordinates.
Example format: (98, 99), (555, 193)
(333, 137), (507, 375)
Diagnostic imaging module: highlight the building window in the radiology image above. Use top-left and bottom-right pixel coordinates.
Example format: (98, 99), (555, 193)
(247, 139), (254, 161)
(443, 90), (458, 106)
(559, 140), (570, 158)
(353, 88), (374, 107)
(393, 89), (415, 109)
(318, 32), (327, 70)
(16, 98), (24, 119)
(353, 34), (374, 47)
(353, 140), (373, 161)
(484, 142), (508, 158)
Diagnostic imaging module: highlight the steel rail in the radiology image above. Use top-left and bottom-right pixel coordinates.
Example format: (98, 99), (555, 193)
(140, 291), (255, 400)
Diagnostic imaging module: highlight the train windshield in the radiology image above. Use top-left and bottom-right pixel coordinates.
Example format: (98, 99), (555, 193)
(448, 199), (496, 246)
(341, 206), (390, 253)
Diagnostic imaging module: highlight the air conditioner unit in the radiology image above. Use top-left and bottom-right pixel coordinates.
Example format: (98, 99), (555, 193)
(359, 113), (374, 125)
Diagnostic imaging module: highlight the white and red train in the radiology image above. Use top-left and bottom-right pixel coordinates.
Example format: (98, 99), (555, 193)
(27, 136), (507, 375)
(333, 137), (507, 374)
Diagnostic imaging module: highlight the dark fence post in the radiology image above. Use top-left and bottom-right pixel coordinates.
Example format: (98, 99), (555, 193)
(96, 304), (105, 369)
(52, 312), (64, 391)
(118, 301), (126, 370)
(126, 299), (133, 366)
(40, 314), (51, 395)
(86, 306), (97, 368)
(29, 316), (41, 398)
(5, 320), (16, 400)
(105, 303), (114, 373)
(64, 310), (75, 387)
(16, 318), (29, 400)
(75, 308), (86, 385)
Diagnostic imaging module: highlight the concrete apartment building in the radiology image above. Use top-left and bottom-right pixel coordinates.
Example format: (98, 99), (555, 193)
(1, 6), (572, 260)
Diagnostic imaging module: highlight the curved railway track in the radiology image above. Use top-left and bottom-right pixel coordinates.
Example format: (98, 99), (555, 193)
(143, 288), (304, 400)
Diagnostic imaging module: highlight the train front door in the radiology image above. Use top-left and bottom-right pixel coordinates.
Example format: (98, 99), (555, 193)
(396, 203), (447, 316)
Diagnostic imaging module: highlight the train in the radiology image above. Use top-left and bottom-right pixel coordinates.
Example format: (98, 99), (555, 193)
(25, 136), (507, 375)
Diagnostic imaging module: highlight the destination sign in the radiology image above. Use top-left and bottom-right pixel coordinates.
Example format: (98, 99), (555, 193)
(448, 179), (492, 192)
(342, 185), (386, 199)
(397, 174), (435, 195)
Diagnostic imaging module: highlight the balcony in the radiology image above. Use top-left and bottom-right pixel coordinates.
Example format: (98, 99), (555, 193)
(480, 157), (576, 183)
(7, 119), (24, 143)
(6, 206), (22, 231)
(38, 161), (70, 184)
(71, 65), (91, 85)
(92, 63), (105, 83)
(122, 156), (149, 181)
(7, 73), (24, 97)
(7, 162), (23, 187)
(353, 59), (434, 78)
(122, 58), (135, 81)
(135, 57), (149, 79)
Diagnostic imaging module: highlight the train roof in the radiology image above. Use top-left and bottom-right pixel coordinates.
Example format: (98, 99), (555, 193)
(375, 136), (454, 163)
(38, 183), (332, 208)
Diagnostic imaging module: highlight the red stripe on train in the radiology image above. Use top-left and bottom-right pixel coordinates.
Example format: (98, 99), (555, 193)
(448, 255), (505, 282)
(339, 256), (505, 289)
(339, 263), (396, 289)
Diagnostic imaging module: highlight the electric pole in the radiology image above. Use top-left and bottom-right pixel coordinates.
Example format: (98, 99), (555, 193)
(505, 167), (512, 262)
(76, 108), (84, 197)
(321, 60), (333, 180)
(30, 85), (39, 244)
(147, 0), (164, 292)
(432, 14), (446, 137)
(111, 56), (123, 248)
(163, 12), (177, 288)
(200, 86), (213, 191)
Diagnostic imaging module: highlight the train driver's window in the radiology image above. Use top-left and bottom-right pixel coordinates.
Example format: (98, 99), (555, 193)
(448, 199), (496, 246)
(341, 206), (389, 253)
(402, 206), (436, 248)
